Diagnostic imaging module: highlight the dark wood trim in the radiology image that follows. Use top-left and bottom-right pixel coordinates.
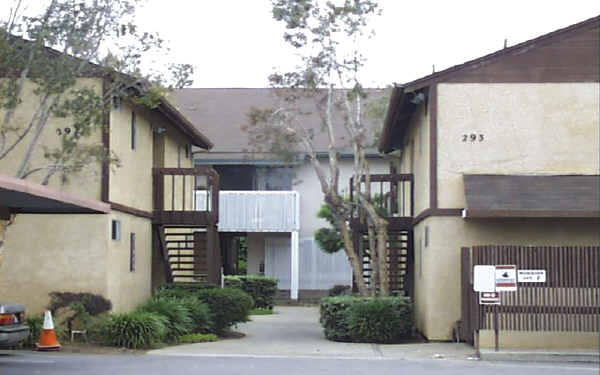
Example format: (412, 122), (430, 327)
(413, 208), (463, 226)
(401, 16), (600, 91)
(429, 84), (438, 209)
(463, 209), (600, 219)
(110, 201), (153, 219)
(101, 79), (110, 203)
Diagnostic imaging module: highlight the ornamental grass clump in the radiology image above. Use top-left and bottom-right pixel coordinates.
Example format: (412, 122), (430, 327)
(99, 311), (167, 349)
(137, 297), (193, 342)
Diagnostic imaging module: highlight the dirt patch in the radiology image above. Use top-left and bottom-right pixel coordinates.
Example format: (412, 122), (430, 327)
(219, 331), (246, 340)
(49, 343), (147, 355)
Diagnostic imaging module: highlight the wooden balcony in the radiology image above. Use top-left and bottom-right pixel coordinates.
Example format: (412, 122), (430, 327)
(349, 173), (413, 231)
(153, 167), (220, 226)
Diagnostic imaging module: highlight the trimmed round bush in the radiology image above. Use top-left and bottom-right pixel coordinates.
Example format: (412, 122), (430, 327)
(196, 288), (254, 334)
(137, 297), (193, 342)
(319, 296), (355, 342)
(320, 296), (414, 344)
(99, 311), (167, 348)
(348, 297), (413, 343)
(224, 275), (278, 309)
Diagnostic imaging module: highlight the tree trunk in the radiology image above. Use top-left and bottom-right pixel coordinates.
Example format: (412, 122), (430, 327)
(337, 217), (369, 296)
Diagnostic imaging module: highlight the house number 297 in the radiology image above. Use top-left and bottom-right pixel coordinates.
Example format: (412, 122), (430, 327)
(462, 134), (484, 142)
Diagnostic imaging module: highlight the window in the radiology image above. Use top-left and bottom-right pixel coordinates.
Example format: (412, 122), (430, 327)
(131, 111), (136, 150)
(111, 220), (121, 241)
(424, 226), (429, 247)
(177, 145), (181, 168)
(130, 232), (136, 272)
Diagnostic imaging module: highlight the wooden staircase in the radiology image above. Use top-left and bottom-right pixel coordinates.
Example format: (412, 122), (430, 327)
(152, 167), (221, 286)
(155, 225), (221, 284)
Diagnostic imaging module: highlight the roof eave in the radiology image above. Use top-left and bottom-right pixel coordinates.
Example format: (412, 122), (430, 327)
(158, 98), (214, 150)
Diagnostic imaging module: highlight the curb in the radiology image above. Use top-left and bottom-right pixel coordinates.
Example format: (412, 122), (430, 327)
(480, 351), (600, 364)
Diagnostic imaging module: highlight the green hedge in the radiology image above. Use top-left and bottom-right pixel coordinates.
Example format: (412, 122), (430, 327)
(195, 288), (254, 334)
(320, 296), (413, 343)
(224, 275), (278, 309)
(154, 283), (216, 299)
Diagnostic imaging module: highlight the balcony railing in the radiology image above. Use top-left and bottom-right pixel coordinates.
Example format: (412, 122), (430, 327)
(196, 190), (300, 232)
(349, 173), (413, 230)
(153, 167), (219, 226)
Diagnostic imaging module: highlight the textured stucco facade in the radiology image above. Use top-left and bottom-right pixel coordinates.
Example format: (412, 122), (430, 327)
(0, 78), (103, 200)
(390, 83), (600, 343)
(0, 214), (108, 314)
(0, 77), (199, 314)
(437, 83), (600, 208)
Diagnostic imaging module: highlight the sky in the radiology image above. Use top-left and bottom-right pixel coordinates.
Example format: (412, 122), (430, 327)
(2, 0), (599, 88)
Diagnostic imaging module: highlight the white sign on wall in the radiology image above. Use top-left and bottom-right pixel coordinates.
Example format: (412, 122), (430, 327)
(517, 269), (546, 283)
(473, 265), (496, 292)
(495, 265), (517, 291)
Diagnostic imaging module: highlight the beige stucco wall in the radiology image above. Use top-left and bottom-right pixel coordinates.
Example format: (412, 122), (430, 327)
(0, 78), (103, 201)
(109, 103), (154, 211)
(294, 158), (389, 239)
(106, 211), (152, 312)
(437, 83), (600, 208)
(479, 330), (599, 349)
(414, 216), (600, 340)
(392, 100), (430, 215)
(0, 214), (108, 314)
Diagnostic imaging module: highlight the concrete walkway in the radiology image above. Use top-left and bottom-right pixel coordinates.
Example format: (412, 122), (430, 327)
(148, 306), (599, 363)
(149, 306), (476, 360)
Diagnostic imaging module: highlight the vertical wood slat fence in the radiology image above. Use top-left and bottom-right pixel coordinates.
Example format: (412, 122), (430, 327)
(461, 245), (600, 344)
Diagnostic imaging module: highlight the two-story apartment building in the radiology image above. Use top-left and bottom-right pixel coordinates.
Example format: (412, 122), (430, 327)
(378, 16), (599, 347)
(0, 72), (215, 313)
(170, 88), (389, 300)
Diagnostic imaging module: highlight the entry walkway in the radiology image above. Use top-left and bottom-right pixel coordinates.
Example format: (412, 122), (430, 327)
(148, 306), (475, 360)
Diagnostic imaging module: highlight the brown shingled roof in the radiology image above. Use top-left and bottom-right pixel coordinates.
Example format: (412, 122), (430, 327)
(169, 88), (386, 159)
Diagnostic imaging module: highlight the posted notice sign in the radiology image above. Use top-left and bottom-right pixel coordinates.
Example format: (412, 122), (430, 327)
(517, 269), (546, 283)
(495, 265), (517, 292)
(479, 292), (500, 305)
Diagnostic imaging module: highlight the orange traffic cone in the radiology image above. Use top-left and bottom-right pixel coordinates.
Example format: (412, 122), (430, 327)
(36, 310), (61, 351)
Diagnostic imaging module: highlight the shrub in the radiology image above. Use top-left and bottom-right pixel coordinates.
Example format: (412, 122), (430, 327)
(348, 297), (413, 343)
(99, 311), (167, 348)
(196, 288), (254, 334)
(48, 292), (112, 316)
(21, 314), (44, 348)
(137, 297), (193, 342)
(328, 284), (351, 297)
(224, 275), (278, 309)
(178, 333), (218, 343)
(319, 296), (355, 342)
(320, 296), (414, 344)
(154, 283), (216, 299)
(179, 297), (213, 334)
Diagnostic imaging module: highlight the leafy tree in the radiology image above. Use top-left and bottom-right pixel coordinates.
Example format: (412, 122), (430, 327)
(246, 0), (392, 296)
(0, 0), (193, 266)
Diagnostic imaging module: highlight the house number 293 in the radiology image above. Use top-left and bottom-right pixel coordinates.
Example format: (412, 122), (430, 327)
(462, 134), (484, 142)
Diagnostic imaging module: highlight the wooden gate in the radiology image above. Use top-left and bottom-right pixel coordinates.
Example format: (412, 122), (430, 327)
(461, 245), (600, 345)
